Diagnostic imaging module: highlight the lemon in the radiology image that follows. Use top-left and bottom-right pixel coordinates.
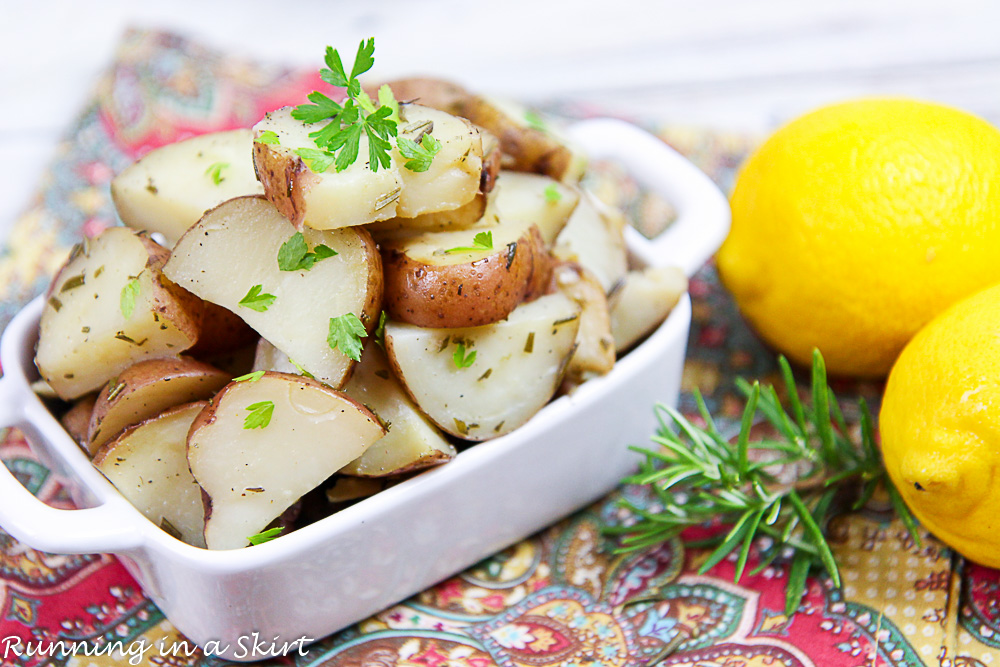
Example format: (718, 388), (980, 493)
(718, 98), (1000, 377)
(880, 284), (1000, 566)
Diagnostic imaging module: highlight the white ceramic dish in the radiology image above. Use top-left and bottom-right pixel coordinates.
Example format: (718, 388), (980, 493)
(0, 118), (728, 661)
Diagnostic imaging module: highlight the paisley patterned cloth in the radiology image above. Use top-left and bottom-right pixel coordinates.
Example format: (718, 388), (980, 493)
(0, 28), (997, 667)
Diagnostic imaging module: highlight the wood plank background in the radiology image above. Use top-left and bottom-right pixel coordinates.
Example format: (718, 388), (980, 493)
(1, 0), (998, 238)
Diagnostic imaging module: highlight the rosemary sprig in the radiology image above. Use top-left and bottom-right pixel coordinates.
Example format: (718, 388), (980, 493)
(608, 350), (919, 615)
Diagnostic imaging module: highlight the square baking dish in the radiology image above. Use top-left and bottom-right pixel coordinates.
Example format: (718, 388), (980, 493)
(0, 117), (729, 661)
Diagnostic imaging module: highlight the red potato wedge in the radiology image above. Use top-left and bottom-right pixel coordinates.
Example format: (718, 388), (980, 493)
(340, 343), (456, 477)
(479, 129), (501, 195)
(61, 394), (97, 448)
(187, 372), (385, 550)
(367, 194), (487, 237)
(163, 196), (382, 388)
(87, 358), (231, 454)
(36, 228), (203, 400)
(381, 224), (549, 328)
(384, 293), (581, 441)
(609, 267), (687, 352)
(453, 96), (587, 183)
(490, 171), (579, 245)
(551, 263), (616, 387)
(553, 191), (629, 293)
(391, 104), (483, 219)
(376, 77), (471, 113)
(184, 301), (259, 358)
(93, 401), (208, 548)
(111, 129), (264, 246)
(253, 106), (403, 229)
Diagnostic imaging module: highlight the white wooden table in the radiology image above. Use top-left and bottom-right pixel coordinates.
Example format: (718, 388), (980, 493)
(2, 0), (999, 240)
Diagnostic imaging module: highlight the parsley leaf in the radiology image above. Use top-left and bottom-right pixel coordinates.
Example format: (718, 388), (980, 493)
(445, 231), (494, 254)
(328, 313), (367, 362)
(453, 343), (476, 368)
(320, 45), (350, 89)
(313, 244), (337, 259)
(277, 232), (337, 272)
(544, 184), (562, 203)
(291, 91), (343, 124)
(205, 162), (229, 185)
(397, 133), (441, 173)
(248, 526), (283, 545)
(243, 401), (275, 429)
(288, 358), (315, 379)
(295, 147), (336, 173)
(350, 38), (376, 83)
(120, 278), (140, 319)
(239, 285), (276, 312)
(379, 85), (401, 125)
(524, 109), (547, 131)
(233, 370), (265, 383)
(256, 130), (280, 145)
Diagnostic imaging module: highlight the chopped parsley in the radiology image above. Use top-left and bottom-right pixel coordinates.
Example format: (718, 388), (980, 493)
(397, 133), (441, 173)
(544, 184), (562, 203)
(445, 231), (493, 254)
(256, 130), (280, 145)
(205, 162), (229, 185)
(243, 401), (275, 430)
(120, 278), (140, 319)
(233, 370), (266, 383)
(328, 313), (367, 362)
(453, 343), (476, 369)
(239, 285), (276, 312)
(277, 232), (337, 271)
(248, 526), (283, 545)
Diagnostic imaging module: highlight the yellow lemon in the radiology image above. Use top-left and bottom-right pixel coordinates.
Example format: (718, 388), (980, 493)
(880, 284), (1000, 566)
(718, 98), (1000, 377)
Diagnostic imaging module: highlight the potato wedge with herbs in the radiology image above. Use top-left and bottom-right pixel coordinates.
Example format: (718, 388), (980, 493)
(61, 395), (96, 448)
(367, 194), (487, 236)
(252, 106), (403, 229)
(163, 196), (382, 388)
(340, 343), (456, 477)
(385, 293), (581, 440)
(609, 267), (687, 352)
(491, 172), (579, 245)
(87, 358), (231, 454)
(393, 104), (484, 218)
(93, 402), (208, 548)
(252, 339), (456, 477)
(453, 96), (587, 183)
(111, 130), (264, 246)
(553, 192), (628, 293)
(187, 372), (385, 550)
(36, 228), (203, 400)
(381, 223), (550, 328)
(551, 264), (616, 385)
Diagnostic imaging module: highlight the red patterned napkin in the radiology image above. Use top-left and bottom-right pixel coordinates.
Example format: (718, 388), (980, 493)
(1, 28), (996, 667)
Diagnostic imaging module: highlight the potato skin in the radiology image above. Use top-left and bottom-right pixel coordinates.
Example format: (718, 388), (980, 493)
(252, 139), (316, 229)
(382, 226), (548, 328)
(87, 357), (231, 453)
(186, 302), (259, 358)
(455, 97), (574, 182)
(61, 395), (97, 447)
(135, 233), (204, 346)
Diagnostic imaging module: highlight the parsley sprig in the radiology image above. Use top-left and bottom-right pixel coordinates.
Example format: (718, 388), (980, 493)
(248, 526), (283, 545)
(292, 39), (400, 174)
(606, 350), (919, 616)
(397, 134), (441, 172)
(453, 343), (476, 368)
(239, 285), (276, 312)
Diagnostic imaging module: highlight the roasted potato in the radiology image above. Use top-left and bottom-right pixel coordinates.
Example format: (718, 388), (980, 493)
(252, 106), (403, 229)
(551, 263), (616, 385)
(553, 192), (628, 293)
(36, 228), (203, 399)
(393, 104), (484, 218)
(609, 267), (687, 352)
(93, 401), (208, 548)
(87, 358), (231, 454)
(187, 372), (385, 549)
(381, 224), (549, 328)
(163, 196), (382, 388)
(340, 343), (456, 476)
(111, 130), (264, 246)
(385, 293), (581, 440)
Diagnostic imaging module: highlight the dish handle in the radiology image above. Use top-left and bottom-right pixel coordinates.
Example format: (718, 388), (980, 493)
(566, 117), (731, 276)
(0, 375), (144, 554)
